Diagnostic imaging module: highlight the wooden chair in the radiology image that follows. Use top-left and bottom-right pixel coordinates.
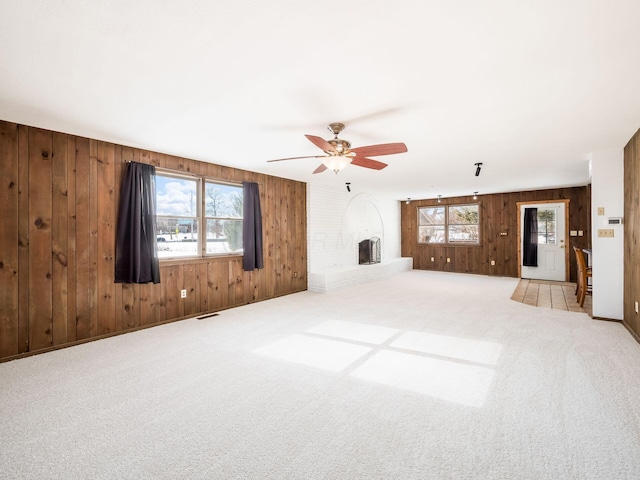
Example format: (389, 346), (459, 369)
(574, 246), (592, 307)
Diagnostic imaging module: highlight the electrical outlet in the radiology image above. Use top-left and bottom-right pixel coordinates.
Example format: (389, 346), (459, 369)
(447, 258), (451, 263)
(294, 272), (297, 278)
(491, 260), (496, 266)
(180, 289), (187, 298)
(597, 229), (614, 238)
(635, 301), (638, 314)
(430, 257), (435, 262)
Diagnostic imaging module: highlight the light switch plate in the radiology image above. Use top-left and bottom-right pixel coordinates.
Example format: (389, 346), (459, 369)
(597, 207), (605, 216)
(597, 229), (614, 238)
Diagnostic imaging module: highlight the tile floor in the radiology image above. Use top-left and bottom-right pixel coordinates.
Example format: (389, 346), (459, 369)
(511, 279), (592, 316)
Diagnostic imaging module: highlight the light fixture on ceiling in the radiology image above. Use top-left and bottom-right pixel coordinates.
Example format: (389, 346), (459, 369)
(474, 162), (483, 176)
(473, 191), (478, 200)
(437, 195), (442, 203)
(324, 155), (353, 174)
(406, 198), (411, 204)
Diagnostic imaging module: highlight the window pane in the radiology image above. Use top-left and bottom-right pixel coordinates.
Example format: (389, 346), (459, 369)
(156, 175), (198, 217)
(205, 182), (243, 219)
(419, 207), (445, 225)
(449, 205), (479, 225)
(156, 217), (199, 258)
(206, 219), (243, 254)
(419, 226), (445, 243)
(448, 225), (479, 243)
(537, 209), (556, 244)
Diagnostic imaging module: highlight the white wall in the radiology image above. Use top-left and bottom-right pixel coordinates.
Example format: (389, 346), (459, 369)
(307, 183), (402, 273)
(590, 149), (624, 320)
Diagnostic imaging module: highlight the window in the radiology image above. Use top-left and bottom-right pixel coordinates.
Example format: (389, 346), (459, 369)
(537, 208), (556, 244)
(418, 204), (480, 245)
(205, 181), (243, 255)
(155, 171), (243, 259)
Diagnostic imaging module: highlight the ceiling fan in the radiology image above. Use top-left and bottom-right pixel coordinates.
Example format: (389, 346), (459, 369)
(266, 122), (408, 174)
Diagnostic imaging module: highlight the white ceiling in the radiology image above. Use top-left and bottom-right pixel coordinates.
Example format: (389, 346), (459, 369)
(2, 0), (640, 200)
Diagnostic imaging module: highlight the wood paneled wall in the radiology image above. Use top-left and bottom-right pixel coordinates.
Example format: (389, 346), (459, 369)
(624, 128), (640, 339)
(401, 186), (590, 280)
(0, 120), (307, 361)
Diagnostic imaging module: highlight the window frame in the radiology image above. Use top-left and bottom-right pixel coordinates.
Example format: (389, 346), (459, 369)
(417, 203), (481, 246)
(155, 168), (244, 261)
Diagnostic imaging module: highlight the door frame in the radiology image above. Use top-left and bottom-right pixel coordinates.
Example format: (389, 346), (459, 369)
(516, 199), (570, 281)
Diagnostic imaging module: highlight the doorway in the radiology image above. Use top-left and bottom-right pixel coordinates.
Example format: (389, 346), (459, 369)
(517, 201), (569, 281)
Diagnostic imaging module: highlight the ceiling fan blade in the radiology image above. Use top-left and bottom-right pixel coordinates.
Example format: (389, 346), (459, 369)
(349, 142), (408, 157)
(267, 155), (327, 163)
(306, 134), (337, 154)
(313, 164), (328, 174)
(351, 156), (388, 170)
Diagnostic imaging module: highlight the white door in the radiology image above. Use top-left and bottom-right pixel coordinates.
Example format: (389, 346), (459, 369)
(520, 202), (566, 281)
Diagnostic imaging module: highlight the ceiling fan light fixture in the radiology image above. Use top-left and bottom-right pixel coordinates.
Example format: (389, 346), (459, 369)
(324, 155), (352, 173)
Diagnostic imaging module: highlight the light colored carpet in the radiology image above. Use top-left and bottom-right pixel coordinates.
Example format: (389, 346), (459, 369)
(2, 270), (640, 479)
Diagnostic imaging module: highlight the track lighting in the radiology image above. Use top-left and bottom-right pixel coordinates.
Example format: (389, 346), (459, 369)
(474, 162), (483, 177)
(473, 191), (478, 200)
(346, 182), (351, 192)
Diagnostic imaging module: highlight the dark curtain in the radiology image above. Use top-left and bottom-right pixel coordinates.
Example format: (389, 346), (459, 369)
(114, 162), (160, 284)
(523, 207), (538, 267)
(242, 181), (264, 271)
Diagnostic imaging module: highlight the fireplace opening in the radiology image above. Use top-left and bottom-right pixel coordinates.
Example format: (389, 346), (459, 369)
(359, 237), (381, 265)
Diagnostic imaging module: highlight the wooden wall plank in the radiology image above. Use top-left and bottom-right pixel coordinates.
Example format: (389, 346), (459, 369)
(75, 137), (91, 340)
(0, 122), (19, 357)
(88, 141), (99, 337)
(195, 263), (207, 312)
(66, 136), (77, 343)
(624, 128), (640, 336)
(17, 126), (30, 353)
(217, 261), (229, 310)
(164, 265), (181, 320)
(183, 264), (197, 316)
(113, 145), (123, 332)
(51, 132), (69, 346)
(139, 283), (153, 327)
(96, 141), (116, 335)
(28, 128), (54, 351)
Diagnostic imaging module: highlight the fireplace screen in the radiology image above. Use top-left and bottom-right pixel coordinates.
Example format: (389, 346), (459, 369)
(359, 237), (381, 265)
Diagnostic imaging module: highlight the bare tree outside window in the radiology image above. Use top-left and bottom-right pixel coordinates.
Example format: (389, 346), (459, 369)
(205, 182), (243, 254)
(154, 172), (244, 259)
(537, 209), (556, 244)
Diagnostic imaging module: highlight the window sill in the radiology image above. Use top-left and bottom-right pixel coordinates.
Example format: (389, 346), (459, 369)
(417, 243), (483, 248)
(159, 254), (243, 266)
